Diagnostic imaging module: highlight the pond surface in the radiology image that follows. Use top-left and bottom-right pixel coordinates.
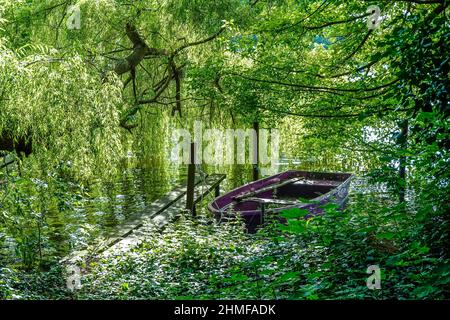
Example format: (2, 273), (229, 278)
(53, 159), (376, 257)
(44, 163), (253, 256)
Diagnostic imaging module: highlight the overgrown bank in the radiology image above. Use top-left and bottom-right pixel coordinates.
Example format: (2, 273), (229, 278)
(2, 184), (448, 300)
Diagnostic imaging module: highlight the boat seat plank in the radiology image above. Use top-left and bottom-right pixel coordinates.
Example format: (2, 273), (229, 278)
(243, 197), (299, 206)
(233, 177), (305, 201)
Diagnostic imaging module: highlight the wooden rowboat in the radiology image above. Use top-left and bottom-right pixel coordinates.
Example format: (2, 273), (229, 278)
(208, 170), (353, 232)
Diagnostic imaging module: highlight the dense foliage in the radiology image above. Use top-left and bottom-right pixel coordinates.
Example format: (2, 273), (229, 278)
(2, 190), (449, 299)
(1, 0), (448, 300)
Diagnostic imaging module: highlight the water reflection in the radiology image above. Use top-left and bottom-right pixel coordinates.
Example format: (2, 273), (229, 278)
(60, 156), (369, 256)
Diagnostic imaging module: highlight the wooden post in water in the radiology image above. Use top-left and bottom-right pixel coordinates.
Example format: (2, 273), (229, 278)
(398, 119), (408, 203)
(252, 121), (260, 181)
(186, 142), (196, 216)
(214, 184), (220, 197)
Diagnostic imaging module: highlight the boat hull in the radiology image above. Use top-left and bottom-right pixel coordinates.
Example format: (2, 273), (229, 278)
(208, 170), (352, 232)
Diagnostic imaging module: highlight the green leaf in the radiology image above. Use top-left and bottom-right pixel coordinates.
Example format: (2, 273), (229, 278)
(376, 232), (396, 240)
(229, 273), (249, 282)
(280, 208), (309, 219)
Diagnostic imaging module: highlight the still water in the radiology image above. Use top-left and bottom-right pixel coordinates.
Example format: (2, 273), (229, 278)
(52, 157), (373, 257)
(45, 163), (255, 256)
(1, 154), (370, 264)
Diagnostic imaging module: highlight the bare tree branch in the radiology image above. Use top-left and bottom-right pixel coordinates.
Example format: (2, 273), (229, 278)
(172, 27), (226, 56)
(226, 72), (399, 93)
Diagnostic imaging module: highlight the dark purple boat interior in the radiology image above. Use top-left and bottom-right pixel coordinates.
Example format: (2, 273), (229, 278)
(208, 170), (352, 232)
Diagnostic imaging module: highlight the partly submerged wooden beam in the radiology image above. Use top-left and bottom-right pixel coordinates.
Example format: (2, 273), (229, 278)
(103, 174), (226, 256)
(60, 174), (226, 264)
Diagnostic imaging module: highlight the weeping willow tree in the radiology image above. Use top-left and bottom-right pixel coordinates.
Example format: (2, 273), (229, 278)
(0, 0), (244, 170)
(0, 1), (226, 271)
(1, 0), (445, 210)
(0, 50), (124, 176)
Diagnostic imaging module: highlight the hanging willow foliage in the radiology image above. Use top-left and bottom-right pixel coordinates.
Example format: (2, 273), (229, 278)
(0, 47), (124, 179)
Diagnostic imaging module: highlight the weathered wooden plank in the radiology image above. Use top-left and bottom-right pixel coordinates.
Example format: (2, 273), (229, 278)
(60, 177), (201, 264)
(102, 177), (203, 239)
(61, 174), (226, 264)
(102, 174), (226, 256)
(234, 177), (304, 201)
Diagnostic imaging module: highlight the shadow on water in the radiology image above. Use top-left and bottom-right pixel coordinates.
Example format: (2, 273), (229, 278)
(42, 164), (183, 256)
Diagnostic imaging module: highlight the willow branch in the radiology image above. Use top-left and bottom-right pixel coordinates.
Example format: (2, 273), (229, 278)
(227, 72), (400, 93)
(172, 27), (226, 56)
(304, 13), (370, 31)
(113, 23), (167, 76)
